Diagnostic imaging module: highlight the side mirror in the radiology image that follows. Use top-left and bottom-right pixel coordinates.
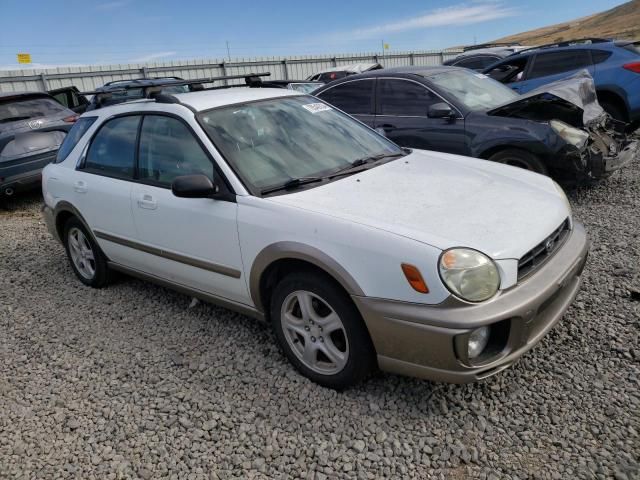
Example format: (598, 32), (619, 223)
(428, 102), (455, 119)
(172, 174), (218, 198)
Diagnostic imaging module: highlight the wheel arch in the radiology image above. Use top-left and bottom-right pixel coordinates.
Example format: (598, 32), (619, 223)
(250, 242), (365, 318)
(596, 88), (629, 121)
(53, 201), (102, 250)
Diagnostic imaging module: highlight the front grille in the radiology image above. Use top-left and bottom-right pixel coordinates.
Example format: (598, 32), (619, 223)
(517, 219), (570, 281)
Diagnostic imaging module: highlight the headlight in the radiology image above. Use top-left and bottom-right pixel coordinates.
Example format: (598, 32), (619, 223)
(550, 120), (589, 150)
(552, 180), (572, 217)
(439, 248), (500, 302)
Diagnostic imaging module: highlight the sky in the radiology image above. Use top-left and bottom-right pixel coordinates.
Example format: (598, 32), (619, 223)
(0, 0), (630, 69)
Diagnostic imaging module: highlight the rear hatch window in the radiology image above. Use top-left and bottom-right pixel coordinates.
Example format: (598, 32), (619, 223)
(0, 96), (68, 125)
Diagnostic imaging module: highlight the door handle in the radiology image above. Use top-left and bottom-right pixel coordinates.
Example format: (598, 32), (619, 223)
(137, 193), (157, 210)
(73, 180), (87, 194)
(379, 123), (396, 131)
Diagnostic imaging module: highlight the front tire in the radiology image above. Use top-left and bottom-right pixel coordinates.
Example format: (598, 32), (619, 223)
(270, 271), (375, 390)
(489, 149), (548, 176)
(63, 217), (111, 288)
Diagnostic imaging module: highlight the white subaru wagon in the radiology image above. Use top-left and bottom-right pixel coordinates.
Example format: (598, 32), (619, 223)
(42, 84), (589, 389)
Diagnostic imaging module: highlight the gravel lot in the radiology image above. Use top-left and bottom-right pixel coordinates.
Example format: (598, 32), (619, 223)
(1, 158), (639, 480)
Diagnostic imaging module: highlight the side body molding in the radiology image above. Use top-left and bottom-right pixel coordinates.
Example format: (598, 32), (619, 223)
(249, 241), (366, 313)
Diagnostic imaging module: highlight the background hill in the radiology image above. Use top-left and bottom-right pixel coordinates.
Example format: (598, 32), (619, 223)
(493, 0), (639, 45)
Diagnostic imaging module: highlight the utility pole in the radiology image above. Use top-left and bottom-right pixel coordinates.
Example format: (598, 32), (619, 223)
(226, 41), (231, 61)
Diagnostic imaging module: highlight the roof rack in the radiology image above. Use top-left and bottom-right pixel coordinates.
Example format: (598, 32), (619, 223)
(462, 42), (521, 52)
(79, 72), (271, 98)
(513, 38), (612, 55)
(103, 76), (184, 87)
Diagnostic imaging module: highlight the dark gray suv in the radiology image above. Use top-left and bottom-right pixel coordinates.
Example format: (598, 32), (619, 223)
(0, 92), (76, 197)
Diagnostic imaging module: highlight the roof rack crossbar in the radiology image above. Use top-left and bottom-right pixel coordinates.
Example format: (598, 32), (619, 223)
(513, 38), (612, 55)
(78, 72), (271, 96)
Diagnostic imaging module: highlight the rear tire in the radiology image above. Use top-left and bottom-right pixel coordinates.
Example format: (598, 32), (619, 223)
(270, 271), (375, 390)
(63, 217), (111, 288)
(489, 149), (548, 176)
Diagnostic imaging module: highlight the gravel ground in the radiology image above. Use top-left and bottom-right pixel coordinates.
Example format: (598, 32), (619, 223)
(1, 159), (639, 480)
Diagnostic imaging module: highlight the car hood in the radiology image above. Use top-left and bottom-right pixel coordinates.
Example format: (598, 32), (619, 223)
(487, 70), (606, 128)
(266, 150), (569, 260)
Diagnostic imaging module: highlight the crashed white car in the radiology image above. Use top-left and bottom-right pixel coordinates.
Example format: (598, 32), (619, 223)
(42, 83), (589, 389)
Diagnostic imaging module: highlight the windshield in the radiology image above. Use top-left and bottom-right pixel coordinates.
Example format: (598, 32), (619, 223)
(198, 96), (401, 192)
(0, 96), (67, 123)
(428, 70), (519, 111)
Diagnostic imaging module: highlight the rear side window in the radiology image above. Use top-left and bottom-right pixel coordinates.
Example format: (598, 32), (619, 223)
(317, 80), (374, 115)
(138, 115), (213, 187)
(0, 96), (68, 124)
(55, 117), (97, 163)
(454, 56), (499, 70)
(83, 115), (140, 178)
(378, 79), (439, 116)
(528, 50), (591, 79)
(485, 57), (528, 83)
(591, 50), (613, 64)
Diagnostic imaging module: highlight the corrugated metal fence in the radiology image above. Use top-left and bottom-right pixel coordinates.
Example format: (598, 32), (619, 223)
(0, 50), (461, 93)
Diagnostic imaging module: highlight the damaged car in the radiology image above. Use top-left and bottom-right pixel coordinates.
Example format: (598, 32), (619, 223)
(314, 66), (638, 184)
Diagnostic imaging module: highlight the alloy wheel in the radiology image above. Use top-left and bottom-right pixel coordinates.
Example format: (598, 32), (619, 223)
(68, 227), (96, 280)
(280, 290), (349, 375)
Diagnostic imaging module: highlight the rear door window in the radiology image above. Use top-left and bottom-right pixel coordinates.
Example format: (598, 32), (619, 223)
(527, 50), (591, 79)
(83, 115), (140, 178)
(317, 80), (375, 115)
(55, 117), (97, 163)
(591, 50), (613, 64)
(377, 79), (439, 116)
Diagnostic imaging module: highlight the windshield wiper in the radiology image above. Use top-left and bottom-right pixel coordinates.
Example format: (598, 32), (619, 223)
(329, 151), (405, 179)
(261, 176), (324, 195)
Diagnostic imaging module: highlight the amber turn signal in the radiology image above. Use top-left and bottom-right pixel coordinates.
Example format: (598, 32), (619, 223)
(401, 263), (429, 293)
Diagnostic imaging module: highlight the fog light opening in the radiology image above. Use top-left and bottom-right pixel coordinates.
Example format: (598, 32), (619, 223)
(468, 326), (490, 359)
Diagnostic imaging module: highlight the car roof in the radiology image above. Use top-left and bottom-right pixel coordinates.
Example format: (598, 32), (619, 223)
(503, 39), (620, 59)
(312, 63), (381, 75)
(454, 46), (524, 58)
(84, 87), (304, 116)
(0, 91), (52, 99)
(337, 66), (460, 81)
(174, 87), (303, 111)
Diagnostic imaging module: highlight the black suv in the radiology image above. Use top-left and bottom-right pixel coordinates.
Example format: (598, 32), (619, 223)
(313, 67), (636, 184)
(1, 92), (76, 197)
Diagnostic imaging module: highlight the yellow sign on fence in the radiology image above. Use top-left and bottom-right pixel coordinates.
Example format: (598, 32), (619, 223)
(383, 44), (390, 50)
(17, 53), (32, 64)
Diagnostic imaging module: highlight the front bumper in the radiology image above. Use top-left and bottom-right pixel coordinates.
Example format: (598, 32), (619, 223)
(353, 222), (589, 383)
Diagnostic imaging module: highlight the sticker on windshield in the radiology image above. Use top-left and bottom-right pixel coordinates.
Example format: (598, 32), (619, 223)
(303, 103), (332, 113)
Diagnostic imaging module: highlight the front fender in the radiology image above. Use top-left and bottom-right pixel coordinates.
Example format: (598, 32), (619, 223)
(249, 241), (366, 313)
